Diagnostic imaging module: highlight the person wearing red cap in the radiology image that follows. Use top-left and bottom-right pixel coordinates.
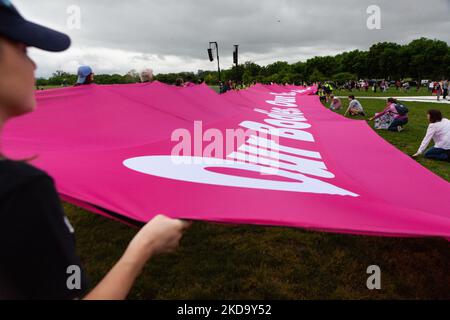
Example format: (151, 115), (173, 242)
(0, 1), (190, 300)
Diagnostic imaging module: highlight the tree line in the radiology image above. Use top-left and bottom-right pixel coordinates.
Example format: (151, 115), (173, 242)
(37, 38), (450, 87)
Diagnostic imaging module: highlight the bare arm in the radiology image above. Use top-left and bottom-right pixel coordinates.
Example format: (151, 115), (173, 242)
(344, 103), (351, 116)
(370, 104), (389, 121)
(84, 215), (191, 300)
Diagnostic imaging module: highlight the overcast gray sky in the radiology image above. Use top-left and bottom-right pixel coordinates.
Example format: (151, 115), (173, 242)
(13, 0), (450, 78)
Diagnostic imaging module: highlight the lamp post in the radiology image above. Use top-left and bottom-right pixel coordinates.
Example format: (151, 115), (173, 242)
(233, 44), (239, 82)
(208, 42), (221, 83)
(233, 44), (239, 67)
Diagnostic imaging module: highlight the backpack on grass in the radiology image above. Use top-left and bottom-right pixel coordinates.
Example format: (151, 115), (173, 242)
(395, 104), (409, 116)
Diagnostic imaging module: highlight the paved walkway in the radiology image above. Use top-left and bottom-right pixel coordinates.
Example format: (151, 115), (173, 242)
(354, 96), (450, 104)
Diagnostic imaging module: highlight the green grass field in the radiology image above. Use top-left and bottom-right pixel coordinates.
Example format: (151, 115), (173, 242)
(63, 95), (450, 300)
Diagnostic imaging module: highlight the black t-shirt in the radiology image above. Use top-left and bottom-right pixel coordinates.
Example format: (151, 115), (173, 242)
(0, 159), (88, 299)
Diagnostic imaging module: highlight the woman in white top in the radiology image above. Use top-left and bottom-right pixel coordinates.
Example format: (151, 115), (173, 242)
(413, 110), (450, 162)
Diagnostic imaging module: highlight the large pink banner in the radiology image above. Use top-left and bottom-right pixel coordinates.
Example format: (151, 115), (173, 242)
(3, 83), (450, 239)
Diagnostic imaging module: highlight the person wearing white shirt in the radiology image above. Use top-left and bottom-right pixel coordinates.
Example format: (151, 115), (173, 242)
(428, 81), (434, 92)
(344, 95), (366, 117)
(413, 110), (450, 162)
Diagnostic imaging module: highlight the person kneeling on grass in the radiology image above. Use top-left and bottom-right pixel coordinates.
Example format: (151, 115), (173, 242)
(0, 1), (191, 300)
(344, 95), (366, 117)
(330, 95), (342, 111)
(413, 110), (450, 162)
(369, 98), (409, 132)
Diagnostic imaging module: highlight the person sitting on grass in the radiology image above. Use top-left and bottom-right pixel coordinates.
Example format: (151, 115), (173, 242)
(329, 95), (342, 110)
(0, 1), (190, 300)
(413, 110), (450, 162)
(369, 98), (397, 130)
(75, 65), (94, 86)
(369, 98), (409, 132)
(344, 95), (366, 117)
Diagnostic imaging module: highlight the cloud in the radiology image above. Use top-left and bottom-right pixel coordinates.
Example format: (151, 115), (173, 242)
(13, 0), (450, 77)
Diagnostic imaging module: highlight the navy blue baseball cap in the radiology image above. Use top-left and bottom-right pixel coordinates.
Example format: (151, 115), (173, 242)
(0, 0), (71, 52)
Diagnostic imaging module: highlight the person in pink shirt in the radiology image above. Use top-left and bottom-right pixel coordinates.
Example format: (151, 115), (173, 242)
(329, 95), (342, 110)
(370, 98), (409, 132)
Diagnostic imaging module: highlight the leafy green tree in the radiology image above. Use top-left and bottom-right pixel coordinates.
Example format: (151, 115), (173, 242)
(309, 69), (326, 82)
(333, 72), (357, 84)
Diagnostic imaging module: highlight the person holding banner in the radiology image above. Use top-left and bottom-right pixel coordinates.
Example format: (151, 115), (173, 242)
(369, 98), (409, 132)
(75, 65), (94, 86)
(140, 68), (154, 83)
(0, 0), (190, 300)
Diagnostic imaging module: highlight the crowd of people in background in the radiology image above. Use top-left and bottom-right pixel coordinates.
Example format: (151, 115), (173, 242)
(337, 79), (450, 102)
(341, 79), (411, 93)
(430, 80), (449, 101)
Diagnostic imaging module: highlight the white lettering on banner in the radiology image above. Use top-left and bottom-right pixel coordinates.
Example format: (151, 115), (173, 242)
(254, 108), (307, 122)
(123, 156), (358, 197)
(123, 88), (359, 197)
(265, 95), (297, 107)
(240, 121), (314, 142)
